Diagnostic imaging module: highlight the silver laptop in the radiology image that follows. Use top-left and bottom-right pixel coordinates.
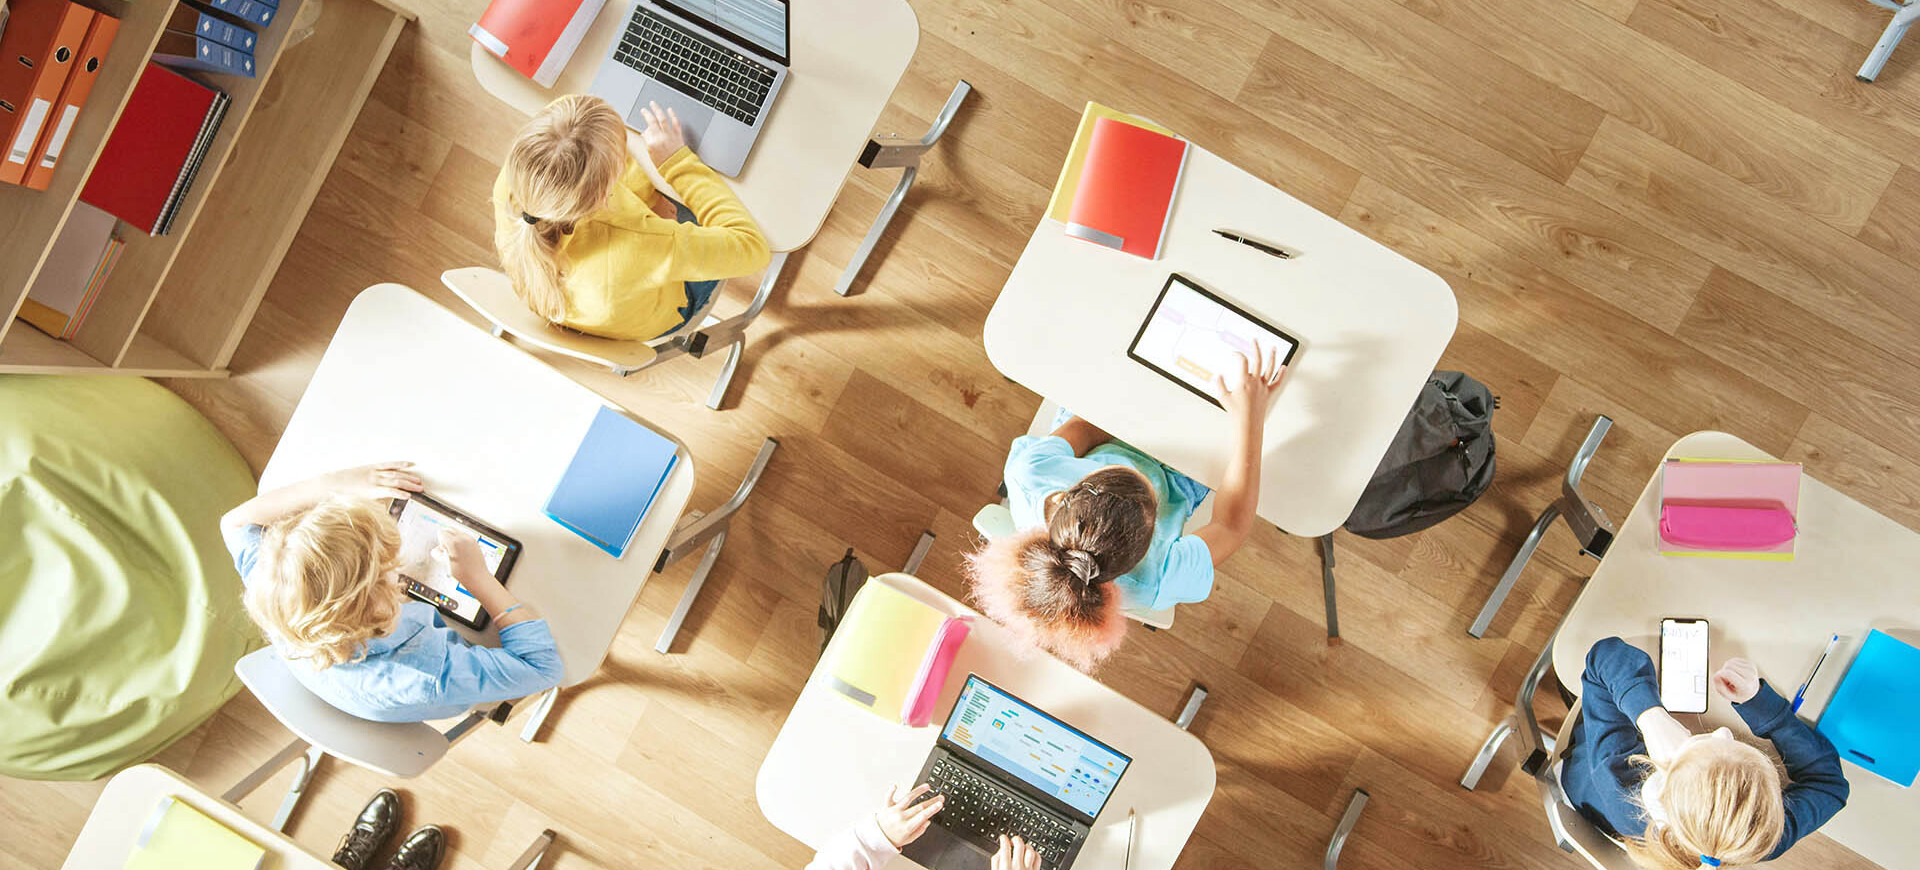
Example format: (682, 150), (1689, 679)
(587, 0), (790, 177)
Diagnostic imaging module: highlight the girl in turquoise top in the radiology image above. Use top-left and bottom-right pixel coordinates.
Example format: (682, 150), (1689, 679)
(968, 349), (1286, 670)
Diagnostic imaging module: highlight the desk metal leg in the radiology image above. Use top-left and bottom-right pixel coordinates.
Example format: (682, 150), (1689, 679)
(835, 81), (973, 296)
(902, 531), (936, 575)
(653, 437), (779, 652)
(1861, 1), (1920, 81)
(1173, 685), (1208, 730)
(1322, 789), (1370, 870)
(1319, 534), (1340, 642)
(507, 830), (557, 870)
(223, 738), (325, 832)
(1468, 503), (1561, 639)
(519, 687), (561, 743)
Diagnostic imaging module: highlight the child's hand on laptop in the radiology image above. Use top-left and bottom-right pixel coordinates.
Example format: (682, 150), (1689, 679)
(877, 784), (944, 848)
(993, 835), (1042, 870)
(638, 101), (686, 165)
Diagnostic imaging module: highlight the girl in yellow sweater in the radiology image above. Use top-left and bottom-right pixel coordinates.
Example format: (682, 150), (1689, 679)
(493, 95), (771, 340)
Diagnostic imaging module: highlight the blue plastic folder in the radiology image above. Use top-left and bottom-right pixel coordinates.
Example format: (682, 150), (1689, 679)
(544, 406), (679, 558)
(1817, 629), (1920, 787)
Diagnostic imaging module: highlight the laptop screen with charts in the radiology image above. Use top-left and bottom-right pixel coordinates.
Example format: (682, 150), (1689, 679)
(656, 0), (789, 64)
(1128, 272), (1301, 409)
(938, 675), (1131, 821)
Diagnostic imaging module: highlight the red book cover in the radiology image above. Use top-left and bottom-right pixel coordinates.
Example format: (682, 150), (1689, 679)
(1065, 116), (1189, 260)
(79, 62), (219, 234)
(469, 0), (606, 88)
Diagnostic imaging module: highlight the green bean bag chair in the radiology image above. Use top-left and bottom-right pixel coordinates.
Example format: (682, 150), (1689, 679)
(0, 375), (259, 780)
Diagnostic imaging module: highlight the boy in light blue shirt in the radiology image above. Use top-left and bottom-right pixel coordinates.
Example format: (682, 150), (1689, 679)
(220, 462), (563, 723)
(968, 349), (1287, 670)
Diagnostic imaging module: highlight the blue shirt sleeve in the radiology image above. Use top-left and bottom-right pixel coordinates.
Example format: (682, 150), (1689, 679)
(1733, 681), (1850, 859)
(1005, 435), (1079, 497)
(1563, 637), (1661, 839)
(1145, 535), (1214, 611)
(223, 523), (265, 589)
(433, 619), (566, 708)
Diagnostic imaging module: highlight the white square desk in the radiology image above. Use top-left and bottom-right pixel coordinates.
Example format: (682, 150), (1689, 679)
(259, 284), (696, 690)
(1554, 431), (1920, 869)
(984, 146), (1457, 537)
(469, 0), (920, 253)
(756, 574), (1216, 870)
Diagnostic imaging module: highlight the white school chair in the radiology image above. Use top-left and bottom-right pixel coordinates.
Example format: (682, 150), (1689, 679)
(223, 648), (498, 831)
(440, 265), (758, 410)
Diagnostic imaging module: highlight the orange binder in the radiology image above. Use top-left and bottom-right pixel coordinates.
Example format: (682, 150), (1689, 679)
(0, 0), (95, 187)
(22, 11), (117, 190)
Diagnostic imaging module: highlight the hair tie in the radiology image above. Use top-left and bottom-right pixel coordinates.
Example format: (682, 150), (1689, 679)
(1063, 548), (1100, 585)
(1699, 857), (1721, 868)
(521, 212), (541, 225)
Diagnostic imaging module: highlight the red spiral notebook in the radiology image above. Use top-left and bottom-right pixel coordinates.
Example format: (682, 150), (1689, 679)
(1064, 116), (1188, 260)
(79, 62), (228, 235)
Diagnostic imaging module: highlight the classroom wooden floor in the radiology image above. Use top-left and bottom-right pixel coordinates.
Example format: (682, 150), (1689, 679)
(8, 0), (1920, 866)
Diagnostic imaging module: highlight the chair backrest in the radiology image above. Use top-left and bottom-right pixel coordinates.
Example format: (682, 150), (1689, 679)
(440, 267), (659, 373)
(1544, 699), (1641, 870)
(233, 648), (450, 778)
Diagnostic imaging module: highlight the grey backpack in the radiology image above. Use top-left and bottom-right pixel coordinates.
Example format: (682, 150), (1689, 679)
(1343, 371), (1497, 539)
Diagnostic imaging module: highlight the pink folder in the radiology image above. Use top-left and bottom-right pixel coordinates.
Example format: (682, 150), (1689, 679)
(1658, 459), (1801, 560)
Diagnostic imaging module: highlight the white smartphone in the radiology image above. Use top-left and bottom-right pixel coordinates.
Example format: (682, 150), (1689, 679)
(1660, 618), (1710, 714)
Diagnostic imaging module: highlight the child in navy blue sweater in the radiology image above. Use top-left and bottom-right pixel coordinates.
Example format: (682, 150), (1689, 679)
(1562, 637), (1849, 869)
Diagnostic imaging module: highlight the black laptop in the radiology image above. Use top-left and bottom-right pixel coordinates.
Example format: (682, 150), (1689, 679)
(903, 674), (1132, 870)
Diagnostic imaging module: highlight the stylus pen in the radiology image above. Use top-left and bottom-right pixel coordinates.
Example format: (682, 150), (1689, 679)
(1124, 808), (1137, 870)
(1791, 633), (1841, 712)
(1213, 229), (1293, 259)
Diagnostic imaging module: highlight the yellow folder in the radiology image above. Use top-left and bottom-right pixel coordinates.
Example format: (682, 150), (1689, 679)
(1045, 102), (1176, 222)
(826, 581), (948, 722)
(125, 796), (265, 870)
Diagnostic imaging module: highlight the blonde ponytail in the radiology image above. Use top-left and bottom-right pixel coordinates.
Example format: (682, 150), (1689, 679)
(1623, 740), (1785, 869)
(494, 94), (630, 323)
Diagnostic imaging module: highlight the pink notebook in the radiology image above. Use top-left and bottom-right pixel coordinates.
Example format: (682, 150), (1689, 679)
(1658, 459), (1801, 560)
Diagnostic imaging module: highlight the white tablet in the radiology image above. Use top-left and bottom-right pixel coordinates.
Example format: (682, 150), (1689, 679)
(389, 493), (520, 630)
(1127, 273), (1300, 407)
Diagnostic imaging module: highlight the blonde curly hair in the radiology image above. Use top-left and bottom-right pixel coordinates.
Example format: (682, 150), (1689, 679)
(243, 497), (407, 669)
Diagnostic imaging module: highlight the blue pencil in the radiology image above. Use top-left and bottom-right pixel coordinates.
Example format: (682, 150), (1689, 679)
(1792, 634), (1842, 713)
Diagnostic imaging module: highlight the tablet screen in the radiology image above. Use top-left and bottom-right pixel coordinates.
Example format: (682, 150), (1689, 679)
(393, 498), (511, 624)
(1128, 274), (1299, 405)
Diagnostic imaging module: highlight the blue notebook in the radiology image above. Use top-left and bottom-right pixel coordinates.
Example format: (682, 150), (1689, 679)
(1817, 629), (1920, 787)
(545, 406), (679, 558)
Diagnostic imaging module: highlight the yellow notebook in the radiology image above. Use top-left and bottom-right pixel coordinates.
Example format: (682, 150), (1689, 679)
(826, 581), (949, 723)
(1046, 102), (1175, 222)
(125, 796), (265, 870)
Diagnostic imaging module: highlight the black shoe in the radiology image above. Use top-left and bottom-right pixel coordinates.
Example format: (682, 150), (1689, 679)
(383, 826), (447, 870)
(332, 789), (401, 870)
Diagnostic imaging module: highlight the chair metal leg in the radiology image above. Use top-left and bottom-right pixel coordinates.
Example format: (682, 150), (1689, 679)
(1173, 684), (1208, 730)
(1460, 720), (1515, 790)
(518, 687), (561, 743)
(1319, 534), (1340, 642)
(1468, 503), (1562, 639)
(1860, 1), (1920, 81)
(1322, 789), (1370, 870)
(707, 338), (743, 410)
(507, 830), (558, 870)
(657, 529), (727, 653)
(902, 530), (936, 575)
(223, 738), (326, 832)
(835, 81), (973, 296)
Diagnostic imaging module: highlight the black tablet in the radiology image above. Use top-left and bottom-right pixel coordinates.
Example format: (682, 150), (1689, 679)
(1127, 273), (1300, 408)
(388, 493), (521, 630)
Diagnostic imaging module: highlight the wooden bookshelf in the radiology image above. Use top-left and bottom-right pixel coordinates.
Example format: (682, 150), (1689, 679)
(0, 0), (412, 376)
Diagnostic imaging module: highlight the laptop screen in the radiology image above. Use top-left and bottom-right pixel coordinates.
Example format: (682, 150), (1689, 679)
(659, 0), (789, 62)
(940, 675), (1131, 819)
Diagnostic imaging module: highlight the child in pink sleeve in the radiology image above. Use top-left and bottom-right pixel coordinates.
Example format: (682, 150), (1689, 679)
(806, 785), (1043, 870)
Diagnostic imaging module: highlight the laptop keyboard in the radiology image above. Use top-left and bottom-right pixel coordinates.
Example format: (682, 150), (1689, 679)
(925, 757), (1078, 868)
(613, 8), (777, 126)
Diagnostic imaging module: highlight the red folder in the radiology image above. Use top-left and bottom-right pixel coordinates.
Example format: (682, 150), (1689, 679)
(0, 0), (95, 187)
(469, 0), (606, 88)
(22, 11), (118, 190)
(79, 62), (224, 234)
(1064, 116), (1188, 260)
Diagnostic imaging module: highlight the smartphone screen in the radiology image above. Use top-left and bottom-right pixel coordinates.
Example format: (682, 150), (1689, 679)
(1660, 618), (1710, 714)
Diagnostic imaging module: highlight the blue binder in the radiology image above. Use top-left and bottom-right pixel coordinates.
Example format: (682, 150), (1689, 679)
(544, 406), (679, 558)
(153, 32), (256, 78)
(203, 0), (275, 29)
(1817, 629), (1920, 787)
